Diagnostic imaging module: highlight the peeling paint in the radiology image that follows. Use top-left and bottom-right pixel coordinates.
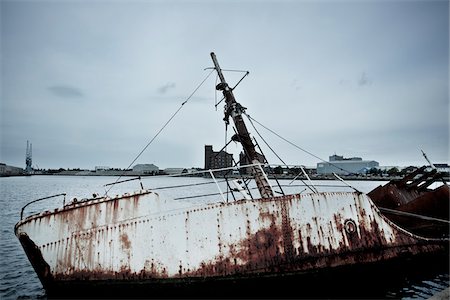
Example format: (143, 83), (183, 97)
(15, 189), (449, 294)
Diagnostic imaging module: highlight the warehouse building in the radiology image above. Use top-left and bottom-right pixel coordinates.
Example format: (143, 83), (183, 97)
(317, 154), (379, 175)
(0, 163), (24, 176)
(204, 145), (233, 171)
(132, 164), (159, 175)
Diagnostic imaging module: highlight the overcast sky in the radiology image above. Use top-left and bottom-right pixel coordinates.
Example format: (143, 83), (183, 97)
(1, 0), (448, 170)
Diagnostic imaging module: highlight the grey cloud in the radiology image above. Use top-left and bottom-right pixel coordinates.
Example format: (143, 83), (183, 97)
(339, 79), (350, 86)
(148, 95), (209, 103)
(357, 72), (372, 87)
(1, 1), (447, 169)
(290, 79), (301, 91)
(48, 85), (84, 98)
(157, 82), (176, 94)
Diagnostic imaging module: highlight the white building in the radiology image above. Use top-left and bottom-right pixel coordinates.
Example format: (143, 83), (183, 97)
(132, 164), (159, 175)
(317, 154), (379, 175)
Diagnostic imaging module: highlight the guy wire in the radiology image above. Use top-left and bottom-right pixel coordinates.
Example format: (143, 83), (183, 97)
(105, 69), (215, 195)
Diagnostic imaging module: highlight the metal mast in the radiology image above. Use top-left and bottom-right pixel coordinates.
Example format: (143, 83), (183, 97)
(210, 52), (274, 198)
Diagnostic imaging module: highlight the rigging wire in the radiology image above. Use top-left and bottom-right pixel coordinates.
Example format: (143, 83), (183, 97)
(104, 69), (215, 196)
(245, 114), (354, 175)
(245, 113), (316, 193)
(246, 113), (287, 166)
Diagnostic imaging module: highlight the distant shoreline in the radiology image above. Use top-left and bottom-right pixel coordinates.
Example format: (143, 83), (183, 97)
(2, 172), (448, 182)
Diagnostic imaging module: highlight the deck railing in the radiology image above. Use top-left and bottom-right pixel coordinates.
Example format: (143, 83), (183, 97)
(19, 163), (349, 220)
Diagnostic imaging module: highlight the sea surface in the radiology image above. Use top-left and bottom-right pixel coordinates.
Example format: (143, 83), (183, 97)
(1, 175), (448, 299)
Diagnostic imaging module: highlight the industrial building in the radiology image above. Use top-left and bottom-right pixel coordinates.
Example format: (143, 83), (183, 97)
(0, 163), (24, 176)
(132, 164), (159, 175)
(317, 154), (379, 175)
(239, 151), (266, 174)
(204, 145), (233, 171)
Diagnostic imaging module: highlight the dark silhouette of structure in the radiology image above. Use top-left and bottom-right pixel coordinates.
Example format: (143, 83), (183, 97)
(204, 145), (233, 171)
(25, 140), (32, 174)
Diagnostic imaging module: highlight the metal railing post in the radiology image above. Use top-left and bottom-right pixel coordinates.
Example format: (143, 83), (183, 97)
(210, 169), (227, 203)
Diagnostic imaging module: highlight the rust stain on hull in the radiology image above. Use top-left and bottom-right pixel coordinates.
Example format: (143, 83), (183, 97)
(368, 168), (449, 238)
(15, 190), (449, 294)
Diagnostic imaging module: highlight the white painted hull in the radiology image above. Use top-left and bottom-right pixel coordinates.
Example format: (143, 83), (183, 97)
(15, 189), (447, 295)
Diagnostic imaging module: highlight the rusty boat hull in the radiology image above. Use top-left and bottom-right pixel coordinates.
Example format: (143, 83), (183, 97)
(368, 166), (450, 239)
(15, 189), (449, 297)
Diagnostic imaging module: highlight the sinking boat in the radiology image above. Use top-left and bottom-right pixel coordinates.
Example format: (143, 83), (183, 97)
(368, 166), (449, 238)
(15, 53), (449, 298)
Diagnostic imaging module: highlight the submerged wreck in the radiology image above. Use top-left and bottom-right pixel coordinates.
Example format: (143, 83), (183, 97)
(369, 166), (449, 239)
(15, 53), (449, 298)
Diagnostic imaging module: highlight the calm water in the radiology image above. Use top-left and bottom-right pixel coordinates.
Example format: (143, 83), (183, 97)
(0, 175), (448, 299)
